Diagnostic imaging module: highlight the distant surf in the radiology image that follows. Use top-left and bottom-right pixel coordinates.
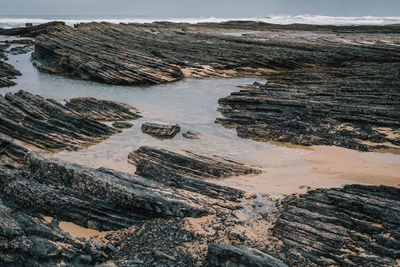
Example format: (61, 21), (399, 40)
(1, 15), (400, 28)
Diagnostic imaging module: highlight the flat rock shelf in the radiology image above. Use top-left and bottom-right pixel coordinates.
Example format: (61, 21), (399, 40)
(32, 22), (400, 86)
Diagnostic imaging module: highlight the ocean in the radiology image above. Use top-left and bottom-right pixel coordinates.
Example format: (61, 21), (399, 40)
(1, 15), (400, 28)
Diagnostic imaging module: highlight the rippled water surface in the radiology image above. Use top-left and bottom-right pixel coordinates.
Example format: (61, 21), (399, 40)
(2, 47), (399, 194)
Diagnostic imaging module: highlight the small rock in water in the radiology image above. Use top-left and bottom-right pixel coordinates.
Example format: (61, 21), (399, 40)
(141, 121), (180, 139)
(112, 121), (133, 129)
(182, 131), (200, 139)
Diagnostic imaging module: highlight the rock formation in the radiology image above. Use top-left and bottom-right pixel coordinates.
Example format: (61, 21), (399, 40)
(0, 21), (65, 37)
(272, 184), (400, 266)
(129, 146), (261, 180)
(0, 139), (244, 230)
(66, 97), (141, 121)
(0, 198), (104, 266)
(32, 22), (400, 85)
(0, 60), (20, 87)
(0, 91), (140, 151)
(112, 121), (134, 129)
(217, 72), (400, 151)
(141, 121), (181, 139)
(128, 146), (260, 201)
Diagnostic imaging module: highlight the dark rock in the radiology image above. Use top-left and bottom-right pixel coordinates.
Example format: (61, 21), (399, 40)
(0, 21), (65, 37)
(0, 139), (243, 231)
(216, 65), (400, 151)
(207, 243), (288, 267)
(272, 184), (400, 266)
(0, 198), (103, 266)
(128, 146), (259, 200)
(0, 91), (142, 151)
(182, 131), (200, 139)
(113, 121), (134, 129)
(129, 146), (261, 180)
(0, 60), (21, 87)
(141, 121), (180, 139)
(32, 22), (400, 85)
(66, 97), (141, 121)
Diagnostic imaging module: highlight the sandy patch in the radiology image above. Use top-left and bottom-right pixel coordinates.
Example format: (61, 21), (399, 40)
(302, 145), (400, 187)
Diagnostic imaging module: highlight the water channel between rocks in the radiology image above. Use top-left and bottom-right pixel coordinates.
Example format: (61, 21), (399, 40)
(3, 46), (400, 194)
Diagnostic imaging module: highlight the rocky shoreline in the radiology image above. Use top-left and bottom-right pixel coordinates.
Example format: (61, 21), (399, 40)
(0, 21), (399, 266)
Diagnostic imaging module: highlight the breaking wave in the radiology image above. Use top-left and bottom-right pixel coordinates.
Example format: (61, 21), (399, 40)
(1, 15), (400, 28)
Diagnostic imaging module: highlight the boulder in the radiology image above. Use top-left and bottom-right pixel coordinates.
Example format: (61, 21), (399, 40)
(141, 121), (180, 139)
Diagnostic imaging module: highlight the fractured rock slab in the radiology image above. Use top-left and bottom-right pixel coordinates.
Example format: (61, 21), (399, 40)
(217, 72), (400, 152)
(66, 97), (141, 121)
(0, 198), (103, 266)
(32, 22), (400, 86)
(0, 140), (244, 232)
(0, 91), (140, 151)
(272, 184), (400, 266)
(0, 21), (65, 37)
(128, 146), (261, 201)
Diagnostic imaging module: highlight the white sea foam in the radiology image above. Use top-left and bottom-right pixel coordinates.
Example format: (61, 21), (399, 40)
(1, 15), (400, 28)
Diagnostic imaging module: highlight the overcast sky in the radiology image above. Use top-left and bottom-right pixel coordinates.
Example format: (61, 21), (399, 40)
(1, 0), (399, 17)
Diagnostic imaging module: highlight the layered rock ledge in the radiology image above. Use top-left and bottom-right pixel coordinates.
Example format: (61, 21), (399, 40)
(217, 73), (400, 151)
(271, 184), (400, 266)
(0, 21), (65, 37)
(0, 90), (140, 151)
(32, 21), (400, 85)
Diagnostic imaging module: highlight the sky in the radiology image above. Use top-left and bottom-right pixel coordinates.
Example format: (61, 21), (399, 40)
(0, 0), (399, 17)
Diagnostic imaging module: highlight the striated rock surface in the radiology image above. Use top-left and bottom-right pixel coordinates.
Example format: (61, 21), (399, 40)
(141, 121), (181, 139)
(112, 121), (134, 129)
(0, 60), (21, 87)
(66, 97), (141, 121)
(32, 22), (400, 85)
(128, 146), (260, 201)
(0, 21), (65, 37)
(217, 72), (400, 151)
(272, 184), (400, 266)
(129, 146), (261, 180)
(0, 90), (140, 151)
(207, 244), (288, 267)
(0, 198), (104, 266)
(0, 140), (244, 231)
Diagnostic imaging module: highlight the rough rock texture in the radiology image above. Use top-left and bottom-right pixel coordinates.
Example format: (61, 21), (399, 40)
(0, 21), (65, 37)
(0, 198), (104, 266)
(182, 130), (200, 139)
(272, 184), (400, 266)
(0, 60), (21, 87)
(0, 90), (141, 151)
(128, 146), (260, 201)
(141, 121), (181, 139)
(0, 140), (244, 231)
(112, 121), (134, 129)
(129, 146), (261, 180)
(207, 244), (288, 267)
(33, 22), (400, 85)
(0, 39), (33, 87)
(0, 138), (27, 169)
(66, 97), (141, 121)
(217, 76), (400, 151)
